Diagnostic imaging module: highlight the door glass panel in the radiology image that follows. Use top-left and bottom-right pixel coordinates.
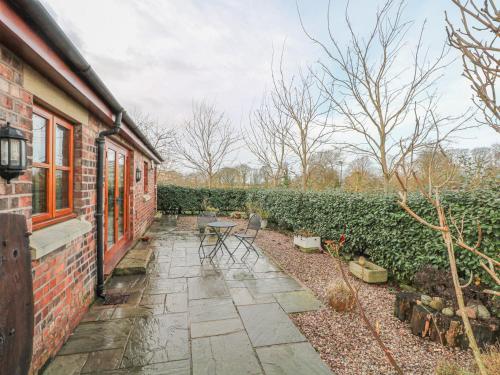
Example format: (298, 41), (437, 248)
(55, 125), (70, 166)
(32, 167), (47, 214)
(33, 114), (47, 163)
(118, 154), (125, 239)
(107, 150), (116, 247)
(55, 170), (69, 210)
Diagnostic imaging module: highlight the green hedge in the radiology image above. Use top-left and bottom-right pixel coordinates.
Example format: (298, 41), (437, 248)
(158, 185), (499, 286)
(157, 185), (248, 213)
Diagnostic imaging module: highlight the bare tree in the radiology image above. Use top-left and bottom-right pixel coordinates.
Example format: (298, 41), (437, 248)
(131, 108), (176, 170)
(247, 94), (291, 187)
(175, 101), (239, 188)
(300, 0), (472, 191)
(395, 146), (499, 375)
(445, 0), (499, 132)
(271, 52), (334, 191)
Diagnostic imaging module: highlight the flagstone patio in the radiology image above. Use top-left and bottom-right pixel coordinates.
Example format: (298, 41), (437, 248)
(42, 218), (332, 375)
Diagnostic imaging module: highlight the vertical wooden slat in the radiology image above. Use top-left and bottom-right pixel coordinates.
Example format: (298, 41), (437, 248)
(0, 213), (33, 375)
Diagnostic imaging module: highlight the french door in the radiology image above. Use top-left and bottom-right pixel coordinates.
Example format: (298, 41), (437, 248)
(104, 141), (129, 270)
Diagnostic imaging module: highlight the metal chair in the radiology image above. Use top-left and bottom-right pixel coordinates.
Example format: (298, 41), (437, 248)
(197, 213), (218, 260)
(232, 213), (262, 260)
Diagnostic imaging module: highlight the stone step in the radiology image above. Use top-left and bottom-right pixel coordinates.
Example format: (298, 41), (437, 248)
(114, 241), (153, 275)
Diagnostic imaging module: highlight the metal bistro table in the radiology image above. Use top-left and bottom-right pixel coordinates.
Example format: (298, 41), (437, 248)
(205, 221), (237, 261)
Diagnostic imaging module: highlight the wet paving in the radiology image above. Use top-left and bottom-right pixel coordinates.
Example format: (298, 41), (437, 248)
(42, 217), (332, 375)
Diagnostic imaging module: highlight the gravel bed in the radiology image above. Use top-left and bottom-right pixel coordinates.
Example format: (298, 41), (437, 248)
(176, 215), (473, 375)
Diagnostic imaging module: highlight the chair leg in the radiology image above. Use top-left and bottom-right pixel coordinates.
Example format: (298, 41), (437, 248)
(240, 238), (259, 261)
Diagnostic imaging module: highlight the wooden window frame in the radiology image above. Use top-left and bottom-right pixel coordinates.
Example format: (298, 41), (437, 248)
(144, 161), (148, 193)
(32, 106), (75, 230)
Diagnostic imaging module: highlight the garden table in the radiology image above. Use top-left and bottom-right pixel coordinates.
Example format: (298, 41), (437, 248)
(205, 221), (237, 261)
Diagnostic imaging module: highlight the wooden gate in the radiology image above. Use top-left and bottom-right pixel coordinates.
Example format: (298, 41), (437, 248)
(0, 213), (33, 375)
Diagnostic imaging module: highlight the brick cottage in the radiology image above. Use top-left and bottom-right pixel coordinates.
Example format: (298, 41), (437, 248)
(0, 1), (161, 372)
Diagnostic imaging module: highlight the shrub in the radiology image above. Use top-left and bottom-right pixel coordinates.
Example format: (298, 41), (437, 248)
(157, 185), (499, 286)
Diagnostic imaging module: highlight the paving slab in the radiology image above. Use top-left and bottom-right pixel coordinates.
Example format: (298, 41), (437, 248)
(238, 303), (306, 347)
(169, 266), (200, 278)
(192, 331), (263, 375)
(111, 306), (154, 319)
(165, 293), (188, 313)
(191, 318), (244, 338)
(229, 288), (275, 306)
(121, 313), (189, 367)
(95, 360), (190, 374)
(58, 319), (134, 355)
(189, 298), (238, 323)
(273, 290), (323, 313)
(145, 277), (187, 294)
(188, 275), (229, 300)
(256, 342), (333, 375)
(81, 349), (122, 373)
(244, 277), (304, 295)
(43, 353), (87, 375)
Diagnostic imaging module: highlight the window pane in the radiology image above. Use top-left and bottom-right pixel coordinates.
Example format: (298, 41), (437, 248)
(33, 114), (47, 163)
(55, 125), (70, 166)
(107, 150), (116, 247)
(32, 167), (47, 214)
(55, 170), (69, 210)
(118, 154), (125, 238)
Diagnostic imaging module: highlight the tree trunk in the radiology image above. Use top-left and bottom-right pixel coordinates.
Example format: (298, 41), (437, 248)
(438, 206), (487, 375)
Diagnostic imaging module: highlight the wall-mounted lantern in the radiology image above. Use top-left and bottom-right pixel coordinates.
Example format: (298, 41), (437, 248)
(0, 122), (28, 183)
(135, 166), (142, 182)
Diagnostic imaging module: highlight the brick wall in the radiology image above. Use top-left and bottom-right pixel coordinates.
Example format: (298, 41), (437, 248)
(0, 44), (33, 228)
(0, 44), (157, 374)
(131, 152), (157, 239)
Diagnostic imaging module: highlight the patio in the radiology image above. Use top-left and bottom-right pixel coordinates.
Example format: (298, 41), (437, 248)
(42, 217), (332, 375)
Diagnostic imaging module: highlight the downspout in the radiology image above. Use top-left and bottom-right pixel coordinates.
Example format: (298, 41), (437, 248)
(95, 110), (123, 297)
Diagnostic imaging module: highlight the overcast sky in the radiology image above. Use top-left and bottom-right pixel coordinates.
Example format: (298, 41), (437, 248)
(41, 0), (498, 168)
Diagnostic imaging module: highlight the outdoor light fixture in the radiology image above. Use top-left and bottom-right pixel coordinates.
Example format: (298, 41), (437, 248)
(135, 166), (142, 182)
(0, 121), (28, 183)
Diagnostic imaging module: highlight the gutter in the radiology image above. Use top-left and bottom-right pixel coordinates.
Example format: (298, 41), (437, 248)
(9, 0), (163, 163)
(95, 110), (123, 297)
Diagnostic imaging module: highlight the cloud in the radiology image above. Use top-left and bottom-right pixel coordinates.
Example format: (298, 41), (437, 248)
(40, 0), (497, 168)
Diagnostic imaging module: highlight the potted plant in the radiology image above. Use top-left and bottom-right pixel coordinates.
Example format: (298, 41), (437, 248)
(293, 229), (321, 253)
(259, 210), (270, 229)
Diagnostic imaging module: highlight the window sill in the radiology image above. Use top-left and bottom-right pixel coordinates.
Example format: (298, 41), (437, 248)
(143, 194), (152, 202)
(30, 217), (92, 260)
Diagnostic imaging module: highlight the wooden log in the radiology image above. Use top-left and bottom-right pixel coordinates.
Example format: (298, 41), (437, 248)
(394, 292), (419, 322)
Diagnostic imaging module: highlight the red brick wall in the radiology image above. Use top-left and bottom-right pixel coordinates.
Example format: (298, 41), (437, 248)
(0, 44), (158, 374)
(0, 45), (33, 227)
(131, 152), (157, 239)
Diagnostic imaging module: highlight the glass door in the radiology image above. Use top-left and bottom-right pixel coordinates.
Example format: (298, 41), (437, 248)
(105, 142), (129, 259)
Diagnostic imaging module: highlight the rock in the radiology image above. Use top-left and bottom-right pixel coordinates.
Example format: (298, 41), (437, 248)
(456, 306), (477, 320)
(429, 297), (444, 311)
(421, 294), (432, 306)
(399, 284), (416, 293)
(442, 307), (454, 317)
(476, 305), (491, 320)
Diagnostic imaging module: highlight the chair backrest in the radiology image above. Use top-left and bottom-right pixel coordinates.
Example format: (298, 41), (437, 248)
(197, 215), (217, 231)
(247, 213), (262, 231)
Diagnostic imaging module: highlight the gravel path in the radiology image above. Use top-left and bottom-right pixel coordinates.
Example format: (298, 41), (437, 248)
(176, 215), (473, 375)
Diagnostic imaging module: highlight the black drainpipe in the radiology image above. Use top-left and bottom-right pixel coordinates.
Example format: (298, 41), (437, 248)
(95, 110), (123, 298)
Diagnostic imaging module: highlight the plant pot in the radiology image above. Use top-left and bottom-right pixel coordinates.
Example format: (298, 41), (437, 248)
(349, 259), (387, 283)
(293, 235), (321, 253)
(260, 219), (268, 229)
